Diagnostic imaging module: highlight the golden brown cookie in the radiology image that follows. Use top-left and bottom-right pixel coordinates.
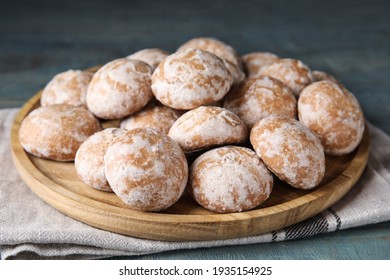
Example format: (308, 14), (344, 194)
(19, 104), (101, 161)
(312, 70), (338, 83)
(223, 59), (246, 86)
(41, 70), (93, 108)
(127, 48), (169, 71)
(250, 116), (325, 190)
(120, 103), (180, 134)
(224, 75), (297, 129)
(259, 58), (314, 96)
(298, 81), (365, 155)
(86, 58), (153, 119)
(242, 52), (279, 77)
(75, 128), (126, 192)
(104, 128), (188, 212)
(151, 48), (233, 110)
(177, 36), (243, 70)
(189, 146), (273, 213)
(168, 106), (248, 153)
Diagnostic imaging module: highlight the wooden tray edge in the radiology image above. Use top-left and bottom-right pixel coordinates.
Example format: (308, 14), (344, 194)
(10, 91), (370, 241)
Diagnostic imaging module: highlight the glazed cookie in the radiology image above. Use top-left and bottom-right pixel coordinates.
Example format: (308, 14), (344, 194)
(127, 48), (169, 71)
(168, 106), (248, 153)
(19, 104), (101, 161)
(120, 103), (180, 134)
(75, 128), (126, 192)
(86, 58), (153, 119)
(151, 48), (233, 110)
(104, 128), (188, 212)
(242, 52), (279, 77)
(250, 116), (325, 190)
(189, 146), (273, 213)
(224, 60), (246, 86)
(298, 81), (365, 155)
(177, 37), (243, 70)
(259, 58), (314, 96)
(41, 69), (93, 108)
(224, 75), (297, 129)
(312, 70), (339, 83)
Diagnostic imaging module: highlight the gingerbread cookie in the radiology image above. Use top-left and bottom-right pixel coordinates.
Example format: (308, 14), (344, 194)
(177, 37), (243, 70)
(259, 58), (314, 96)
(19, 104), (101, 161)
(298, 81), (365, 155)
(250, 116), (325, 190)
(242, 52), (279, 77)
(189, 146), (273, 213)
(224, 75), (296, 129)
(168, 106), (248, 153)
(151, 48), (233, 110)
(104, 128), (188, 212)
(41, 70), (93, 108)
(127, 48), (169, 71)
(86, 58), (153, 119)
(120, 103), (180, 134)
(75, 128), (126, 192)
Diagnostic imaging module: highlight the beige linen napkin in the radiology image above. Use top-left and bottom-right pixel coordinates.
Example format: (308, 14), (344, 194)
(1, 108), (389, 259)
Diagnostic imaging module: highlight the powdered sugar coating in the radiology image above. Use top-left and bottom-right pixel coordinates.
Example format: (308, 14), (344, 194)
(168, 106), (248, 153)
(41, 70), (93, 108)
(242, 52), (279, 77)
(151, 48), (233, 110)
(19, 104), (101, 161)
(177, 37), (243, 70)
(127, 48), (169, 71)
(86, 58), (153, 119)
(75, 128), (126, 192)
(312, 70), (338, 83)
(223, 60), (246, 86)
(120, 103), (180, 134)
(224, 75), (297, 129)
(259, 58), (314, 96)
(298, 81), (365, 155)
(189, 146), (273, 213)
(104, 128), (188, 212)
(250, 116), (325, 190)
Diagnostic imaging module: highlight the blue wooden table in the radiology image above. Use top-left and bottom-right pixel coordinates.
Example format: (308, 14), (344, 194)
(1, 0), (389, 259)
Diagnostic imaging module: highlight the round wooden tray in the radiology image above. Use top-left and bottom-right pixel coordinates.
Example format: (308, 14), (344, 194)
(11, 91), (370, 241)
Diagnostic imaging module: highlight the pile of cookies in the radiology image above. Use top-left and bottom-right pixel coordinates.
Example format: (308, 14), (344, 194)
(19, 37), (365, 213)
